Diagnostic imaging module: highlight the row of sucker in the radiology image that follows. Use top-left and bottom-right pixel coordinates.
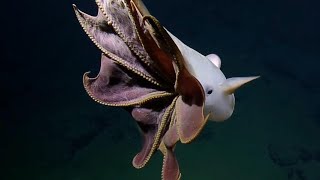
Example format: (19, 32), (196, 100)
(95, 0), (170, 87)
(135, 96), (178, 168)
(83, 72), (174, 106)
(73, 5), (161, 87)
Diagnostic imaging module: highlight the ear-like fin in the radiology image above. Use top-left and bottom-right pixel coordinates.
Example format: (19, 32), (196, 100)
(221, 76), (260, 95)
(206, 54), (221, 68)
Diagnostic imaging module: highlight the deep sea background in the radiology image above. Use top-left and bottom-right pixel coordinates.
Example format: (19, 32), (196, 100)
(2, 0), (320, 179)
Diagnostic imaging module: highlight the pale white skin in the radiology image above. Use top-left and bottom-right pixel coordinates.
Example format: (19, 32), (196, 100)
(167, 31), (258, 122)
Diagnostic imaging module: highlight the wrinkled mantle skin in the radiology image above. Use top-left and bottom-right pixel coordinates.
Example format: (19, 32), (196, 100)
(73, 0), (209, 179)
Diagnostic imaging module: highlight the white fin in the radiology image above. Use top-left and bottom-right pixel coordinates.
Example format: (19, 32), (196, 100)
(206, 54), (221, 68)
(221, 76), (260, 95)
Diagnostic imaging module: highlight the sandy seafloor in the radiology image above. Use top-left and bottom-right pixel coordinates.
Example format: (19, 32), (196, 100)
(2, 0), (320, 179)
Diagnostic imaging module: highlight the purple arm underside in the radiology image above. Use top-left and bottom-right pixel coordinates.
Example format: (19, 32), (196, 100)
(73, 1), (208, 179)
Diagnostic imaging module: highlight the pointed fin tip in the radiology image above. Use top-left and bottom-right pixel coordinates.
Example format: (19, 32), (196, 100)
(222, 76), (260, 95)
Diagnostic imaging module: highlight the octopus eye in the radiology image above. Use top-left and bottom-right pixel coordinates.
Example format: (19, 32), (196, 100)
(207, 89), (213, 95)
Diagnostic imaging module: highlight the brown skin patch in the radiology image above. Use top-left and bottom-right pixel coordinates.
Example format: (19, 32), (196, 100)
(75, 0), (210, 179)
(130, 2), (176, 84)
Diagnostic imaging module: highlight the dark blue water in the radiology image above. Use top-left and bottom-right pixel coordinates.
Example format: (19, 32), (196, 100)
(2, 0), (320, 179)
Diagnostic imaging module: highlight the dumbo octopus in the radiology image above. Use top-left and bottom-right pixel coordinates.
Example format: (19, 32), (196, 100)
(73, 0), (258, 179)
